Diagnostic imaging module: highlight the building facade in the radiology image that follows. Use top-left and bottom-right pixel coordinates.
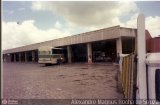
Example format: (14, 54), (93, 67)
(3, 25), (151, 63)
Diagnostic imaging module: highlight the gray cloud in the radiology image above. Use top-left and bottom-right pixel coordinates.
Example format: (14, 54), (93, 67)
(18, 7), (26, 11)
(3, 1), (160, 50)
(2, 20), (70, 50)
(31, 1), (138, 27)
(3, 10), (14, 14)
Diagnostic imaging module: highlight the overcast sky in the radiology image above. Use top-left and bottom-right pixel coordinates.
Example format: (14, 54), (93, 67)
(2, 1), (160, 50)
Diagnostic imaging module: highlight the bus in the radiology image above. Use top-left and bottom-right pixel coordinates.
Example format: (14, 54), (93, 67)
(38, 46), (64, 65)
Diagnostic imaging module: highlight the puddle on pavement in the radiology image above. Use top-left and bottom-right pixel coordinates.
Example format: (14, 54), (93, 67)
(58, 75), (65, 77)
(91, 75), (96, 78)
(56, 74), (66, 78)
(80, 74), (87, 76)
(73, 79), (81, 82)
(80, 67), (88, 69)
(106, 79), (113, 82)
(110, 85), (116, 88)
(79, 82), (86, 85)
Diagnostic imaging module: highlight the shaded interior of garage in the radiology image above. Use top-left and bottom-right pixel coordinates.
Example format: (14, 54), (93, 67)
(21, 52), (25, 62)
(71, 44), (87, 62)
(9, 50), (38, 62)
(4, 38), (135, 63)
(92, 40), (117, 62)
(122, 37), (135, 54)
(10, 54), (14, 62)
(26, 51), (32, 62)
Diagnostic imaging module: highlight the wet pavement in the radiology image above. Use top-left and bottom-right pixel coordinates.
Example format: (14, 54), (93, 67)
(3, 62), (123, 99)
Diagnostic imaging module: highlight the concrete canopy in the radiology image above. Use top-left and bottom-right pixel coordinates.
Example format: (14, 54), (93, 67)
(3, 25), (138, 54)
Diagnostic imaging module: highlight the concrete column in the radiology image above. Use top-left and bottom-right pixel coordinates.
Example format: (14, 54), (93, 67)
(25, 52), (27, 62)
(116, 37), (122, 54)
(3, 54), (6, 62)
(135, 36), (138, 53)
(137, 13), (147, 100)
(8, 54), (11, 62)
(19, 53), (21, 62)
(87, 43), (92, 63)
(67, 46), (72, 63)
(32, 51), (35, 62)
(14, 53), (16, 62)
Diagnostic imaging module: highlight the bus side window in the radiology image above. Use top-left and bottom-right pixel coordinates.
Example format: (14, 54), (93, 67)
(155, 69), (160, 101)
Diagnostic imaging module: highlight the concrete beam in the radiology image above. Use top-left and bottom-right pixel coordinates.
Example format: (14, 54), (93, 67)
(67, 46), (72, 63)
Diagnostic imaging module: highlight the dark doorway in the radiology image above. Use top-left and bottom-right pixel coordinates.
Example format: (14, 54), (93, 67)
(21, 52), (25, 62)
(122, 37), (135, 54)
(15, 53), (19, 62)
(26, 51), (32, 62)
(11, 53), (14, 62)
(92, 40), (117, 62)
(71, 44), (87, 62)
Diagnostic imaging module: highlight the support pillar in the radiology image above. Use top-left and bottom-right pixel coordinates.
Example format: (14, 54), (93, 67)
(19, 53), (21, 62)
(8, 54), (11, 62)
(137, 13), (147, 100)
(3, 54), (6, 62)
(67, 46), (72, 63)
(87, 43), (92, 63)
(25, 52), (27, 62)
(116, 37), (122, 54)
(32, 51), (35, 62)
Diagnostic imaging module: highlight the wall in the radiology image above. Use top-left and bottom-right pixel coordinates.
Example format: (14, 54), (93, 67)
(150, 37), (160, 52)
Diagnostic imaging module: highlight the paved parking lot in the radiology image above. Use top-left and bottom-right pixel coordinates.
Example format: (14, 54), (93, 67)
(3, 62), (123, 99)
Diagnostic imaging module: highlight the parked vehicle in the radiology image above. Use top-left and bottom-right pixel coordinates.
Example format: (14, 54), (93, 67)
(38, 46), (64, 65)
(93, 51), (111, 62)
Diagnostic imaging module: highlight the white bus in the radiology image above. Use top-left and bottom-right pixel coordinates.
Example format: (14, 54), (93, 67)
(38, 46), (64, 65)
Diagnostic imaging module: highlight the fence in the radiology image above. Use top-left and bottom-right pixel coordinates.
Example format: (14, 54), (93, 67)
(120, 53), (137, 100)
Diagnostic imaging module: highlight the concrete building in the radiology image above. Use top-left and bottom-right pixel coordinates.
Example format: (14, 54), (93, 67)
(3, 25), (151, 63)
(147, 36), (160, 53)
